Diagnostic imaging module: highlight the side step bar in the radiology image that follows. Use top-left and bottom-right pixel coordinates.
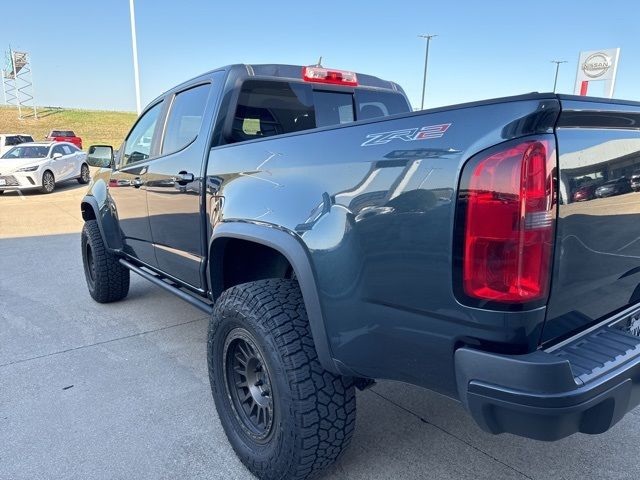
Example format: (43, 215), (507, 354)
(119, 259), (213, 315)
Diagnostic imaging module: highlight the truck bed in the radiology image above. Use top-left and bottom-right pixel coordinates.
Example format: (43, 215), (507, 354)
(207, 91), (640, 395)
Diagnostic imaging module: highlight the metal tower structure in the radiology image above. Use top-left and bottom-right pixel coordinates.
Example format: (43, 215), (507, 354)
(2, 48), (37, 119)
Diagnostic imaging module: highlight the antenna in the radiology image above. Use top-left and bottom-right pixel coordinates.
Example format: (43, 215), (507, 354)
(315, 56), (323, 67)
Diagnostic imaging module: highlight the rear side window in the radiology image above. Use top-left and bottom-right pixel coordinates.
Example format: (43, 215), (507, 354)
(4, 135), (32, 146)
(161, 83), (210, 155)
(229, 80), (410, 144)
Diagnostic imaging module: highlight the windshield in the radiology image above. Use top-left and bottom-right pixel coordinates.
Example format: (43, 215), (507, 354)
(50, 130), (74, 137)
(1, 146), (49, 159)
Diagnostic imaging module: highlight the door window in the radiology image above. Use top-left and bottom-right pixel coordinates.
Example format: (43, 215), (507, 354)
(122, 101), (163, 167)
(51, 145), (65, 156)
(62, 145), (73, 155)
(161, 84), (210, 155)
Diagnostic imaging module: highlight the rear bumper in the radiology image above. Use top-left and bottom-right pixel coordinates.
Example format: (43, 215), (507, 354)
(456, 306), (640, 441)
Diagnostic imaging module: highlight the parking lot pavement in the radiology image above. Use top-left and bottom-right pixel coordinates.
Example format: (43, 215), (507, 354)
(2, 189), (640, 480)
(0, 181), (88, 239)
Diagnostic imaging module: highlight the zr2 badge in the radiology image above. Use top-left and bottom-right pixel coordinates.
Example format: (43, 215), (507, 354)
(361, 123), (451, 147)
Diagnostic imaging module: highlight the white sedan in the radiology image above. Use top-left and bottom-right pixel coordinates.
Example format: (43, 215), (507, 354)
(0, 142), (90, 194)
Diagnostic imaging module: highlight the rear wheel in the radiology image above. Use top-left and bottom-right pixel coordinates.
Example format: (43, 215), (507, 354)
(77, 163), (90, 184)
(208, 279), (356, 480)
(40, 170), (55, 194)
(81, 220), (130, 303)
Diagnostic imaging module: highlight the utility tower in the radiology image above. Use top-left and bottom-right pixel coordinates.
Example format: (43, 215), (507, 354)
(2, 48), (37, 119)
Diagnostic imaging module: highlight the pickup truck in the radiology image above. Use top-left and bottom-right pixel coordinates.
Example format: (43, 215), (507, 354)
(80, 63), (640, 480)
(0, 133), (34, 157)
(46, 130), (82, 149)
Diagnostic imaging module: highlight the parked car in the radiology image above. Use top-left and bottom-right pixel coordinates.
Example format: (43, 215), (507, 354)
(631, 172), (640, 191)
(0, 142), (89, 194)
(80, 63), (640, 480)
(0, 133), (34, 157)
(46, 130), (83, 149)
(572, 182), (598, 202)
(595, 177), (632, 198)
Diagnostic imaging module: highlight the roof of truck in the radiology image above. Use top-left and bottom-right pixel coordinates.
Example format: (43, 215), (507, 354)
(155, 63), (405, 104)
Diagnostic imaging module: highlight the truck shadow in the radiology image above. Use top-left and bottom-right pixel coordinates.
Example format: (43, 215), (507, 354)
(330, 380), (640, 479)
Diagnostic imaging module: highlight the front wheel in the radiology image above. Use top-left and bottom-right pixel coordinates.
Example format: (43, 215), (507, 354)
(208, 279), (356, 480)
(40, 170), (55, 194)
(77, 163), (90, 184)
(81, 220), (130, 303)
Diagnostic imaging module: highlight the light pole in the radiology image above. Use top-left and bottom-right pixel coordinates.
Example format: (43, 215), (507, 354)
(418, 34), (437, 110)
(551, 60), (567, 93)
(129, 0), (142, 114)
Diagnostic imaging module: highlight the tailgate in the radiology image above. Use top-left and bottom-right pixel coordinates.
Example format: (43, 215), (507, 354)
(543, 96), (640, 343)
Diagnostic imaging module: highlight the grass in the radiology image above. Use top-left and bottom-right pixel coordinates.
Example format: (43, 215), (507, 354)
(0, 106), (137, 149)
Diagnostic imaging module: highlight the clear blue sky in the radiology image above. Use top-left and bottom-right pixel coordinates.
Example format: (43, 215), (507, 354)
(3, 0), (639, 112)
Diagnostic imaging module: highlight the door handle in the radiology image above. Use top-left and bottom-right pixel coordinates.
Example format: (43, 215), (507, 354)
(174, 171), (195, 185)
(131, 177), (144, 188)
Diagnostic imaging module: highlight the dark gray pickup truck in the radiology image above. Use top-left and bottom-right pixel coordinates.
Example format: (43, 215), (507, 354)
(80, 63), (640, 479)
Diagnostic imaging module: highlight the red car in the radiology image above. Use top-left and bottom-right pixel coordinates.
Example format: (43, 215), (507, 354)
(572, 183), (598, 202)
(46, 130), (82, 149)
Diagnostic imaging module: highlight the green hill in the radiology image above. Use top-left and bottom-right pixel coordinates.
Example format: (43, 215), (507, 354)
(0, 106), (137, 149)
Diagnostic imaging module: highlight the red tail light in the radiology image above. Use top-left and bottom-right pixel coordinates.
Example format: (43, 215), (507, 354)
(460, 137), (556, 304)
(302, 66), (358, 86)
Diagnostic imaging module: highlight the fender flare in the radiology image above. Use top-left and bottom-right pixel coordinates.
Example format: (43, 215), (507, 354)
(209, 221), (338, 374)
(80, 194), (123, 252)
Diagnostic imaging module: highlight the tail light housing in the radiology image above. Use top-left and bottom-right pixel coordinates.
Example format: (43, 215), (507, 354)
(456, 136), (556, 306)
(302, 66), (358, 86)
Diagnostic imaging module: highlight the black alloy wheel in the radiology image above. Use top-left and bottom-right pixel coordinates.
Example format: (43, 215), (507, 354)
(223, 328), (275, 442)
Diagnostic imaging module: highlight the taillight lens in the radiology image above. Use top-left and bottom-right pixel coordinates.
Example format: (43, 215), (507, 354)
(460, 137), (556, 304)
(302, 66), (358, 86)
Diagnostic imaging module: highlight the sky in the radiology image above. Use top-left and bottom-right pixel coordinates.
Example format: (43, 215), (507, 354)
(2, 0), (639, 112)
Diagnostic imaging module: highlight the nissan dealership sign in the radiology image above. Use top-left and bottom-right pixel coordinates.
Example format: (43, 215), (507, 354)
(574, 48), (620, 98)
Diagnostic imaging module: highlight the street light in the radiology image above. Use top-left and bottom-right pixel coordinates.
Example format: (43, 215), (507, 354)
(129, 0), (142, 114)
(551, 60), (567, 93)
(418, 34), (437, 110)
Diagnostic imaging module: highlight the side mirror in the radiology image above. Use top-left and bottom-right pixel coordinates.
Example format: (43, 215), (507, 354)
(87, 145), (113, 168)
(52, 153), (63, 160)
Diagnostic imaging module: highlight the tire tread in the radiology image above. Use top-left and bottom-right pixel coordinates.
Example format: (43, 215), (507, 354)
(82, 220), (129, 303)
(208, 279), (356, 480)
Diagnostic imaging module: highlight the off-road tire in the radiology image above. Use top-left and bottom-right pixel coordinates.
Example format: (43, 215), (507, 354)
(77, 163), (90, 184)
(81, 220), (130, 303)
(40, 170), (55, 193)
(208, 279), (356, 480)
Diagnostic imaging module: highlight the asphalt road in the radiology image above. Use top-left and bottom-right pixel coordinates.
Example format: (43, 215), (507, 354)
(2, 183), (640, 480)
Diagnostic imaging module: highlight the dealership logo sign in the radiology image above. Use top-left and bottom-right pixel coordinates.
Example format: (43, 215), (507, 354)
(581, 52), (612, 78)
